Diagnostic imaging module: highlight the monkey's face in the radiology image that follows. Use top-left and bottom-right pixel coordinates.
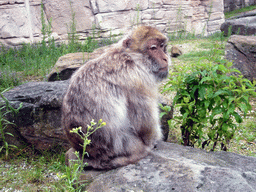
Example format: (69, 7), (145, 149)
(146, 38), (170, 80)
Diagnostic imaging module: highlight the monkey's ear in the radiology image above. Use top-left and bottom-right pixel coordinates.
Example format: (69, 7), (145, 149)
(123, 38), (132, 48)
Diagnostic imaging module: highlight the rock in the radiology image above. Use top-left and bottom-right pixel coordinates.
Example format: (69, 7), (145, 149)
(47, 45), (110, 81)
(43, 0), (94, 35)
(0, 0), (225, 46)
(171, 45), (182, 57)
(220, 10), (256, 36)
(159, 96), (173, 142)
(82, 141), (256, 192)
(1, 80), (70, 150)
(224, 0), (256, 12)
(92, 0), (148, 13)
(225, 35), (256, 81)
(48, 52), (89, 81)
(1, 80), (171, 150)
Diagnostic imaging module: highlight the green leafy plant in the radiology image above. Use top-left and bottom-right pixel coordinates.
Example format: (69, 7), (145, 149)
(60, 119), (106, 191)
(0, 89), (22, 159)
(163, 60), (256, 151)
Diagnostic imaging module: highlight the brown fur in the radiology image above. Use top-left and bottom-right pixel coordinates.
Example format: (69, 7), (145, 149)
(62, 26), (171, 170)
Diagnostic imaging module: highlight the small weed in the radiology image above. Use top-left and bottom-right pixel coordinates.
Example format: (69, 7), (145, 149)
(59, 119), (106, 191)
(0, 89), (22, 159)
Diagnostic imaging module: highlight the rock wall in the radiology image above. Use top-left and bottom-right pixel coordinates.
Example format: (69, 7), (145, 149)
(0, 0), (225, 46)
(224, 0), (256, 12)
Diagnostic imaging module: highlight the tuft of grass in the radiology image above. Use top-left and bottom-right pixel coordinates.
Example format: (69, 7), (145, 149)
(225, 5), (256, 19)
(0, 147), (67, 191)
(0, 36), (116, 92)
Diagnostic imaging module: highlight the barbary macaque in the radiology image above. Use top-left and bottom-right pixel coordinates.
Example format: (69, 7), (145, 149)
(62, 25), (171, 170)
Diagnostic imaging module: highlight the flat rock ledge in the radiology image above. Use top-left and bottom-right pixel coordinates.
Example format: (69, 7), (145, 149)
(85, 141), (256, 192)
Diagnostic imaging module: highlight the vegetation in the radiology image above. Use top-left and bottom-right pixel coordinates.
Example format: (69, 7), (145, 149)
(165, 35), (256, 154)
(0, 147), (67, 191)
(0, 35), (114, 92)
(0, 89), (22, 159)
(61, 120), (105, 191)
(225, 4), (256, 19)
(163, 44), (255, 150)
(0, 120), (105, 191)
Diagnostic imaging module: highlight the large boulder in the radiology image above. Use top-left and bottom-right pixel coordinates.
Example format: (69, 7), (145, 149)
(225, 35), (256, 81)
(221, 10), (256, 36)
(83, 141), (256, 192)
(1, 80), (70, 150)
(47, 45), (110, 81)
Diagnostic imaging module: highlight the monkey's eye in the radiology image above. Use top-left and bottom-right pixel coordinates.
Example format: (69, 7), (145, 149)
(160, 43), (164, 48)
(150, 45), (157, 50)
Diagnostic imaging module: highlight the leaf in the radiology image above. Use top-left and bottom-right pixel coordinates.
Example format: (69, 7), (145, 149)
(213, 90), (231, 97)
(223, 111), (230, 121)
(198, 86), (206, 99)
(232, 112), (242, 123)
(204, 100), (210, 109)
(184, 97), (190, 103)
(6, 132), (14, 137)
(212, 106), (223, 116)
(226, 61), (233, 68)
(160, 112), (167, 119)
(9, 144), (17, 149)
(222, 123), (228, 132)
(200, 76), (212, 84)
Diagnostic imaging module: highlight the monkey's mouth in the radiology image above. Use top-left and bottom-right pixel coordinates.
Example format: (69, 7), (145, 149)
(158, 67), (168, 72)
(154, 67), (169, 79)
(153, 67), (168, 75)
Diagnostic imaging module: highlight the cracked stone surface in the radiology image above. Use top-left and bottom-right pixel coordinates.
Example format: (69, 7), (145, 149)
(225, 35), (256, 81)
(85, 141), (256, 192)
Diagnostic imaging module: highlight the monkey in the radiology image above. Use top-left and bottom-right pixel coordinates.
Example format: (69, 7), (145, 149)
(62, 25), (171, 170)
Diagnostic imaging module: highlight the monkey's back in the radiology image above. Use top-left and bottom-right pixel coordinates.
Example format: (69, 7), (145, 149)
(62, 46), (162, 168)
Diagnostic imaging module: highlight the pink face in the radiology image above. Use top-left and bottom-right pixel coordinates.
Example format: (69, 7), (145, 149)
(147, 38), (169, 79)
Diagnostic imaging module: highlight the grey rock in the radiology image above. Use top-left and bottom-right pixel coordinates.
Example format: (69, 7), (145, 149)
(221, 10), (256, 36)
(171, 45), (182, 58)
(84, 141), (256, 192)
(1, 80), (70, 150)
(47, 45), (111, 81)
(225, 35), (256, 81)
(224, 0), (256, 12)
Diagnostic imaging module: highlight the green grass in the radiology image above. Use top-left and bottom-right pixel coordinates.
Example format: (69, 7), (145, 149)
(0, 37), (116, 92)
(0, 147), (67, 191)
(225, 5), (256, 19)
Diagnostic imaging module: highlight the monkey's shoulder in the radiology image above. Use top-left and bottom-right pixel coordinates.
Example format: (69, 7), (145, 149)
(82, 47), (142, 72)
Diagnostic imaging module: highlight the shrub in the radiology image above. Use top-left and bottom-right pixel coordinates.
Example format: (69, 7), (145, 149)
(163, 60), (256, 151)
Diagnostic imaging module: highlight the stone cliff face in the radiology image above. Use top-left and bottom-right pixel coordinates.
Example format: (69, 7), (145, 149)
(0, 0), (225, 46)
